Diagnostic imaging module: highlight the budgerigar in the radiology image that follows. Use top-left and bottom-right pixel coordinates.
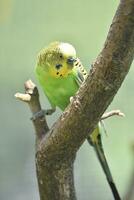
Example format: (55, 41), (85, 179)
(35, 41), (121, 200)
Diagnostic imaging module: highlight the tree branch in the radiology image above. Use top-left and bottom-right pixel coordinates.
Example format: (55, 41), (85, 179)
(15, 0), (134, 199)
(15, 80), (49, 140)
(101, 110), (125, 120)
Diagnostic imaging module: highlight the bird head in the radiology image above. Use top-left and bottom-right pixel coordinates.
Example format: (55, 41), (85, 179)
(37, 41), (77, 78)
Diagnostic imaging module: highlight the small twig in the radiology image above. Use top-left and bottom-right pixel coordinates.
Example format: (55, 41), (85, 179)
(15, 93), (31, 102)
(15, 80), (49, 140)
(101, 110), (125, 120)
(15, 80), (35, 102)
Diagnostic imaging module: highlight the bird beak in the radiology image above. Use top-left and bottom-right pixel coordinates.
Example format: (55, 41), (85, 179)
(67, 57), (77, 65)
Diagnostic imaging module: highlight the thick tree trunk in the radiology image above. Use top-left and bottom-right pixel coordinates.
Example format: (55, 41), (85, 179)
(36, 156), (76, 200)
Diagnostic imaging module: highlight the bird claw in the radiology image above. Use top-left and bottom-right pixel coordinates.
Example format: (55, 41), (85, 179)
(70, 96), (74, 103)
(31, 108), (56, 121)
(31, 110), (45, 121)
(45, 108), (56, 115)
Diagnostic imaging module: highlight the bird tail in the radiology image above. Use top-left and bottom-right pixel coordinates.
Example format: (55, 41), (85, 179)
(87, 127), (121, 200)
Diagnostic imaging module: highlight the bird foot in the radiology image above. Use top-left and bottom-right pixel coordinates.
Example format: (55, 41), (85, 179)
(31, 108), (56, 121)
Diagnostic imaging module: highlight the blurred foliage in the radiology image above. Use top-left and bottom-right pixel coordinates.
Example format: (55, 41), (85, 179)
(0, 0), (134, 199)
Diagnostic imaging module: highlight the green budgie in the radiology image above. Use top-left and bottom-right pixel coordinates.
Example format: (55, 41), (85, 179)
(35, 41), (121, 200)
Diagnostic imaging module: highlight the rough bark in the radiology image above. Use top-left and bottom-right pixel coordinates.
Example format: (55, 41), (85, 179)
(15, 0), (134, 199)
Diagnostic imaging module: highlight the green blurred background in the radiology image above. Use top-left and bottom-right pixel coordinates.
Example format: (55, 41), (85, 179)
(0, 0), (134, 199)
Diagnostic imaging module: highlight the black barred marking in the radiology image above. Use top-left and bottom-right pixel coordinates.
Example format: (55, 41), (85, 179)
(57, 72), (59, 75)
(75, 62), (79, 66)
(75, 58), (88, 79)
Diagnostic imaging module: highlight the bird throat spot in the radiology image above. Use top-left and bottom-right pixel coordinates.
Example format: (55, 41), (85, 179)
(55, 64), (64, 77)
(56, 71), (63, 77)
